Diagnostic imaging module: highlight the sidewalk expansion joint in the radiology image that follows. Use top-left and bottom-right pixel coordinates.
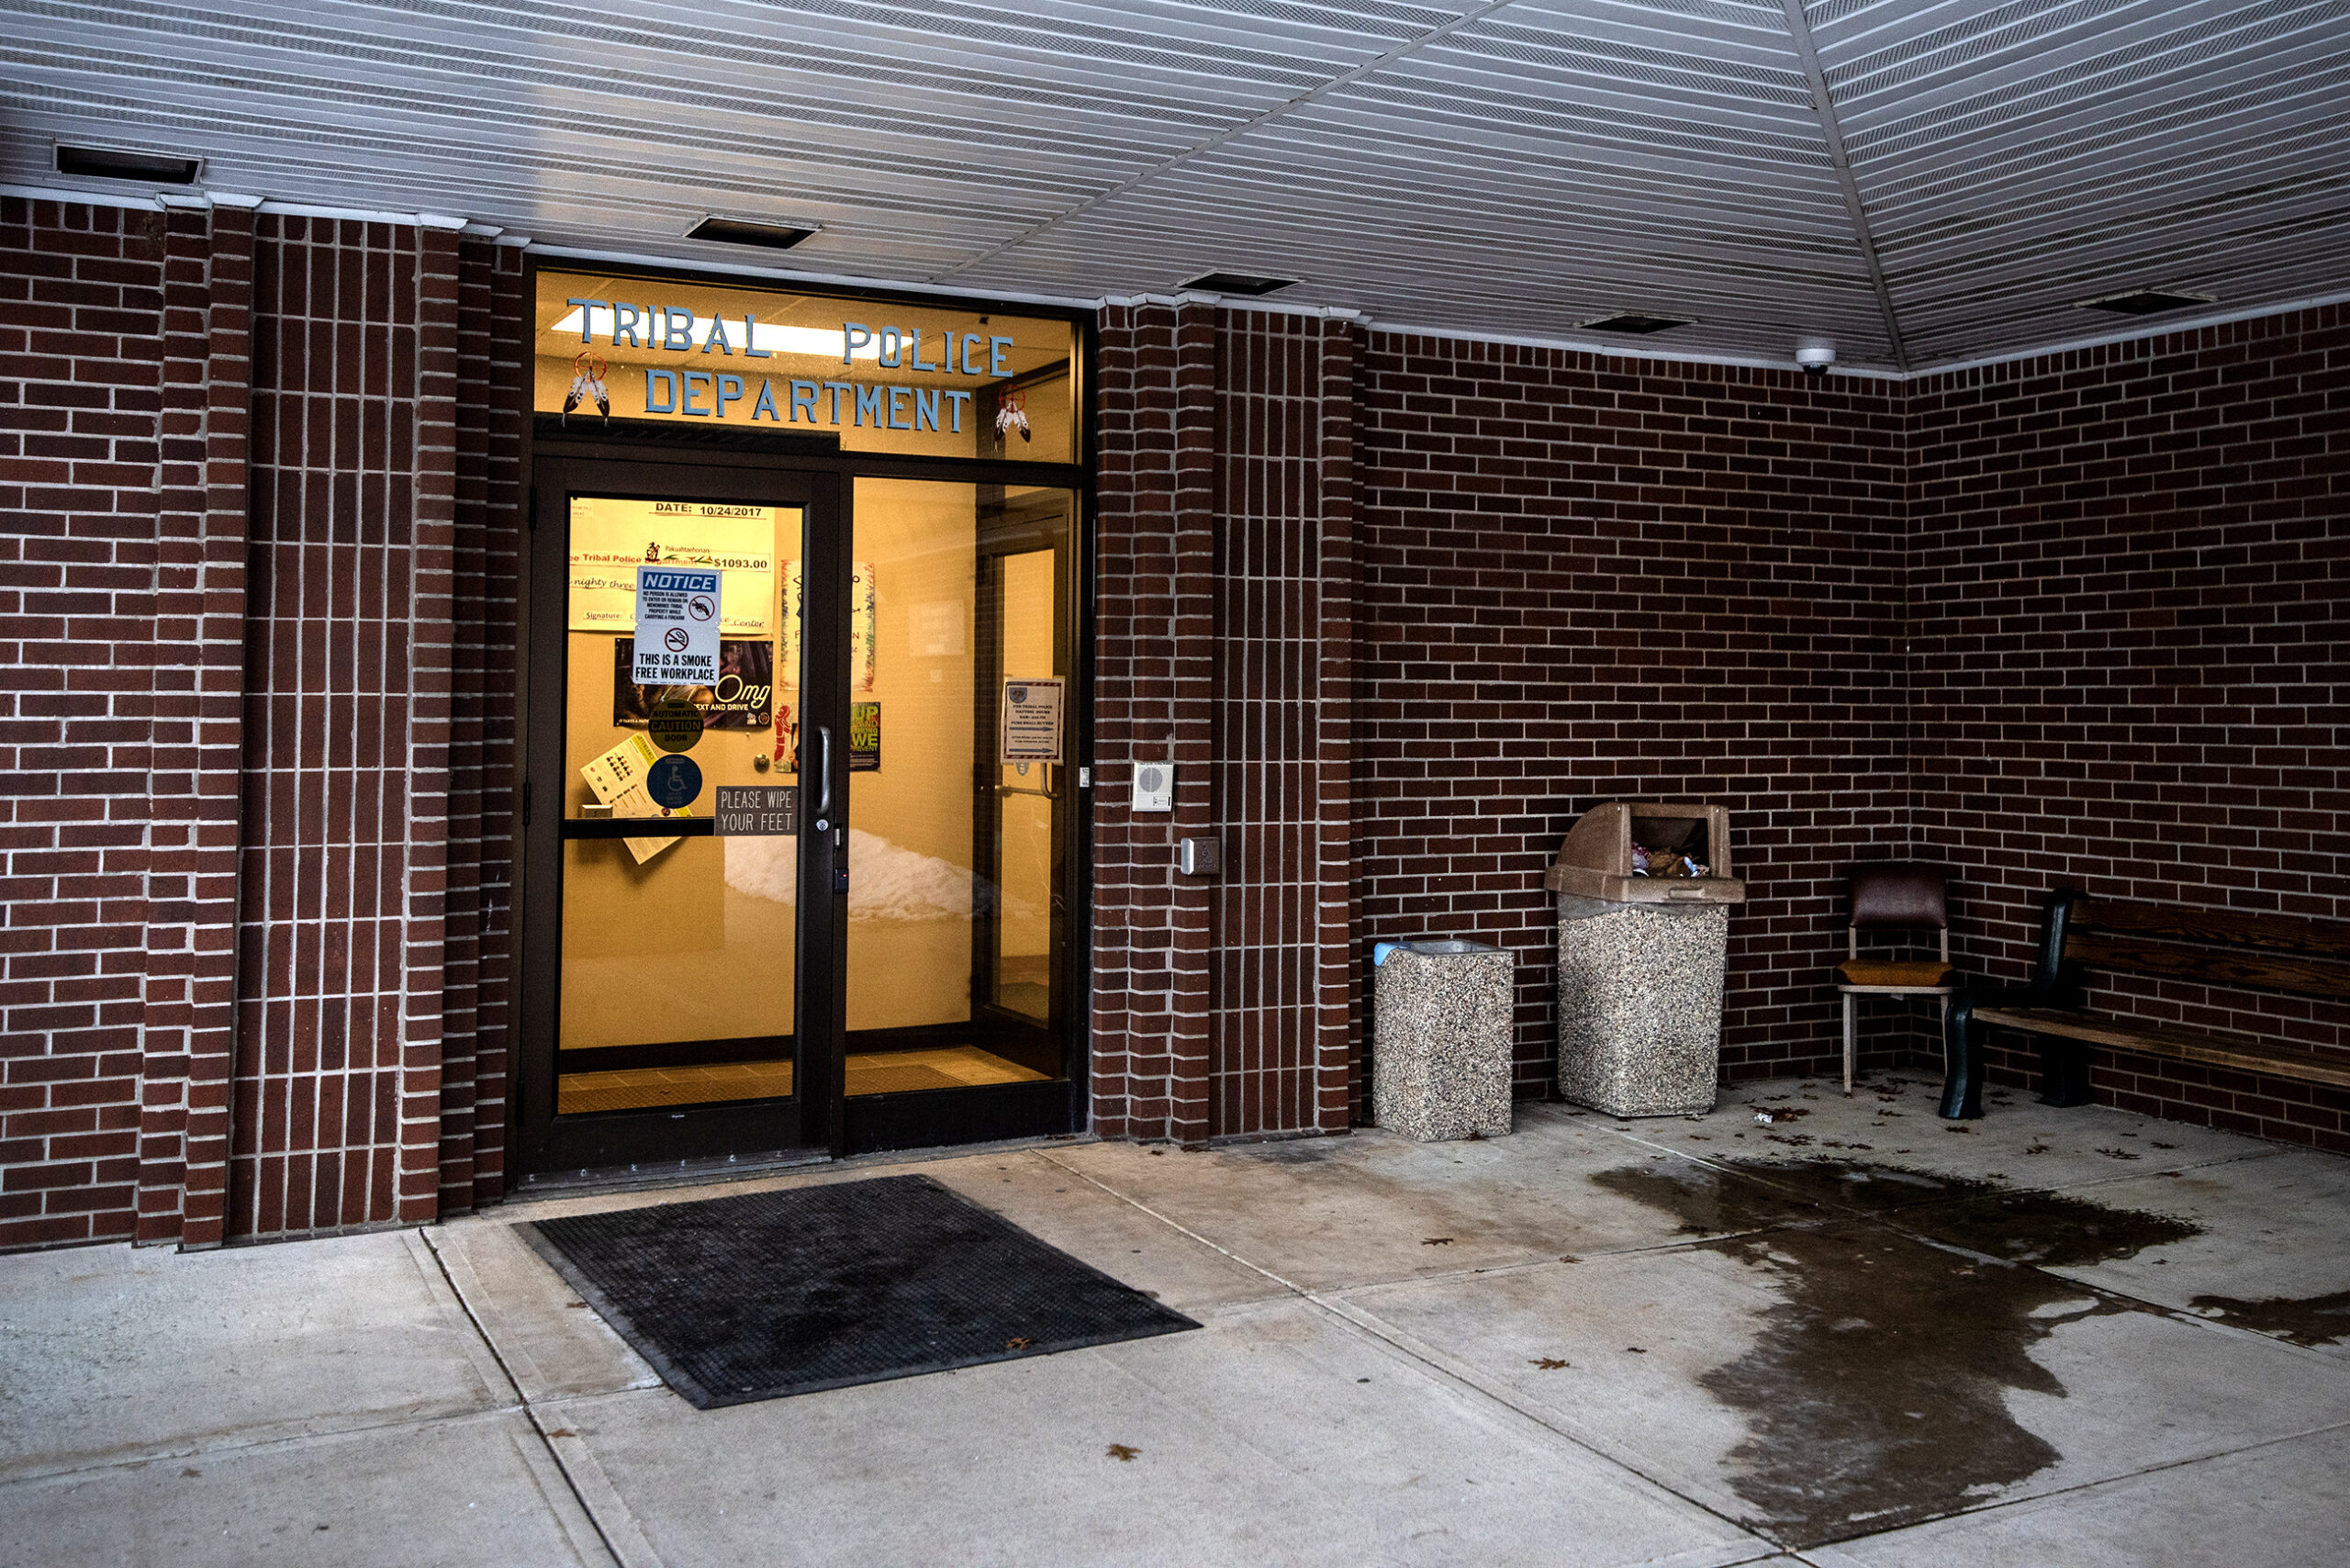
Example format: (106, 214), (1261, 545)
(1034, 1147), (1772, 1544)
(420, 1226), (650, 1568)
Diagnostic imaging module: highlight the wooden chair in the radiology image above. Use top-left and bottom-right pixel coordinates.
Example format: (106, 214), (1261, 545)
(1837, 863), (1956, 1095)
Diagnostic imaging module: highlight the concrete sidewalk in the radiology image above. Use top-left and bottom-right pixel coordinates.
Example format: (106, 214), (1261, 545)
(6, 1074), (2347, 1566)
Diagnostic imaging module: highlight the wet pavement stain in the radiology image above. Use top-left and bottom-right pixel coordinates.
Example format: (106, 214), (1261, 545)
(1662, 1156), (1977, 1217)
(1896, 1188), (2200, 1268)
(1594, 1161), (1839, 1237)
(2188, 1288), (2350, 1348)
(1593, 1159), (2206, 1547)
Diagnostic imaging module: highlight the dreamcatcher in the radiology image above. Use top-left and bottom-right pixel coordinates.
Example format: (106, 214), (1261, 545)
(993, 389), (1031, 444)
(562, 351), (610, 423)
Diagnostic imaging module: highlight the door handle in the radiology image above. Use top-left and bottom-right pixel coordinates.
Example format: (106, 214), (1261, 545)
(815, 724), (833, 817)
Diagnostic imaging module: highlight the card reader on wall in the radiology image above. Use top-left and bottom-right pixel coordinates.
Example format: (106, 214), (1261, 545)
(1133, 762), (1174, 812)
(1179, 836), (1222, 876)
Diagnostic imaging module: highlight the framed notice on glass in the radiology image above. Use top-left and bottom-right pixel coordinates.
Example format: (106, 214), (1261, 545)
(1000, 678), (1064, 764)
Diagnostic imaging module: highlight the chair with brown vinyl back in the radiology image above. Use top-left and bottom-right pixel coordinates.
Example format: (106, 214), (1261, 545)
(1836, 862), (1956, 1095)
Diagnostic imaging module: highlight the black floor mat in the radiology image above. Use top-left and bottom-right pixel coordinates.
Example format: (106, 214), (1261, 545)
(520, 1173), (1200, 1407)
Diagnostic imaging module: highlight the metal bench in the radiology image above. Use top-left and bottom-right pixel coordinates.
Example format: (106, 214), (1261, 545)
(1940, 890), (2350, 1120)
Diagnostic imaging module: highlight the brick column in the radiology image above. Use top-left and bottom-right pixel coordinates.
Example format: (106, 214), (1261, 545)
(469, 241), (525, 1207)
(1090, 308), (1137, 1138)
(137, 196), (253, 1249)
(435, 230), (492, 1214)
(397, 219), (464, 1223)
(1091, 297), (1218, 1144)
(435, 231), (524, 1215)
(1315, 314), (1360, 1131)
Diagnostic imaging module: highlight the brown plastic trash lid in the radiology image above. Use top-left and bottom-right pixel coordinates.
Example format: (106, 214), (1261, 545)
(1544, 801), (1747, 905)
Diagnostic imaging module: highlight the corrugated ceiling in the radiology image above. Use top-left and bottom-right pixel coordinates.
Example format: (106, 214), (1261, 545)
(4, 0), (2344, 370)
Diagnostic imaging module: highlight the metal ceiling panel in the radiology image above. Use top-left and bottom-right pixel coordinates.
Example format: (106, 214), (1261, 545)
(2, 0), (2342, 370)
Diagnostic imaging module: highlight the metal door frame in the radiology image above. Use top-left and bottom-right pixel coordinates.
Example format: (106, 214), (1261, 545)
(517, 454), (842, 1173)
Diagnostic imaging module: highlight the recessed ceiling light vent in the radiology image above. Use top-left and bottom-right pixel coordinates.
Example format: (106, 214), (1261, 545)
(688, 216), (818, 250)
(1581, 311), (1691, 334)
(1180, 271), (1295, 297)
(2079, 286), (2215, 316)
(55, 143), (201, 185)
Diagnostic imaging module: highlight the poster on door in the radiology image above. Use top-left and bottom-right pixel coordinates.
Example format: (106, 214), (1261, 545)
(849, 701), (881, 771)
(777, 561), (877, 693)
(613, 638), (774, 728)
(566, 498), (774, 635)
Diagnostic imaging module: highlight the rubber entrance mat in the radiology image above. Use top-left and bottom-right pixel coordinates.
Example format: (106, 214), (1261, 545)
(521, 1173), (1200, 1407)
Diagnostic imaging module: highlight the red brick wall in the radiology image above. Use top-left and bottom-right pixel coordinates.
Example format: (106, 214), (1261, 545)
(1098, 309), (1920, 1140)
(1909, 307), (2350, 1149)
(232, 214), (445, 1235)
(137, 197), (254, 1248)
(229, 215), (531, 1238)
(1, 195), (2339, 1243)
(1208, 310), (1357, 1139)
(0, 199), (167, 1248)
(437, 238), (523, 1214)
(1088, 298), (1219, 1143)
(0, 197), (520, 1249)
(1351, 334), (1916, 1095)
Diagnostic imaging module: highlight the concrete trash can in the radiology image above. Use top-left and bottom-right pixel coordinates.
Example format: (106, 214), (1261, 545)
(1372, 939), (1515, 1142)
(1545, 804), (1747, 1117)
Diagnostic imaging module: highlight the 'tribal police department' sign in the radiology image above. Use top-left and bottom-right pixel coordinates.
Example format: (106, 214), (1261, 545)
(532, 271), (1075, 462)
(632, 566), (722, 685)
(564, 301), (1013, 434)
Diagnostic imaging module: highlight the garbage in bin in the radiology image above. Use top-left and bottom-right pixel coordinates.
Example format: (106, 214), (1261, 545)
(1372, 938), (1514, 1142)
(1545, 803), (1746, 1117)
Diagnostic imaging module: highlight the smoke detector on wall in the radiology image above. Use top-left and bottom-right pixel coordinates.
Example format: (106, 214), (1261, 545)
(1795, 337), (1836, 375)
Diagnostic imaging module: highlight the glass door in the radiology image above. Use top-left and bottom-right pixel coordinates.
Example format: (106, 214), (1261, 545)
(519, 461), (1080, 1169)
(521, 459), (838, 1171)
(836, 477), (1079, 1153)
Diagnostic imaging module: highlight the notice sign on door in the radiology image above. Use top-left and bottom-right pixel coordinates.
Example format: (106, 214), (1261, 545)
(632, 566), (722, 685)
(1001, 677), (1065, 764)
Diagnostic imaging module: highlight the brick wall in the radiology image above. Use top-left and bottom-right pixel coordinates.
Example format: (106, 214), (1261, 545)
(438, 238), (524, 1214)
(0, 197), (520, 1249)
(229, 214), (529, 1237)
(232, 216), (449, 1236)
(0, 198), (166, 1249)
(1351, 335), (1916, 1095)
(1, 194), (2339, 1244)
(1099, 310), (1920, 1140)
(1909, 307), (2350, 1149)
(1088, 298), (1219, 1143)
(1208, 311), (1357, 1139)
(137, 197), (254, 1248)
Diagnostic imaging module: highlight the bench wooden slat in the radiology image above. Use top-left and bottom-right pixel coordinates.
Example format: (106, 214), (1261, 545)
(1977, 1004), (2350, 1090)
(2076, 899), (2350, 961)
(2061, 933), (2350, 1000)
